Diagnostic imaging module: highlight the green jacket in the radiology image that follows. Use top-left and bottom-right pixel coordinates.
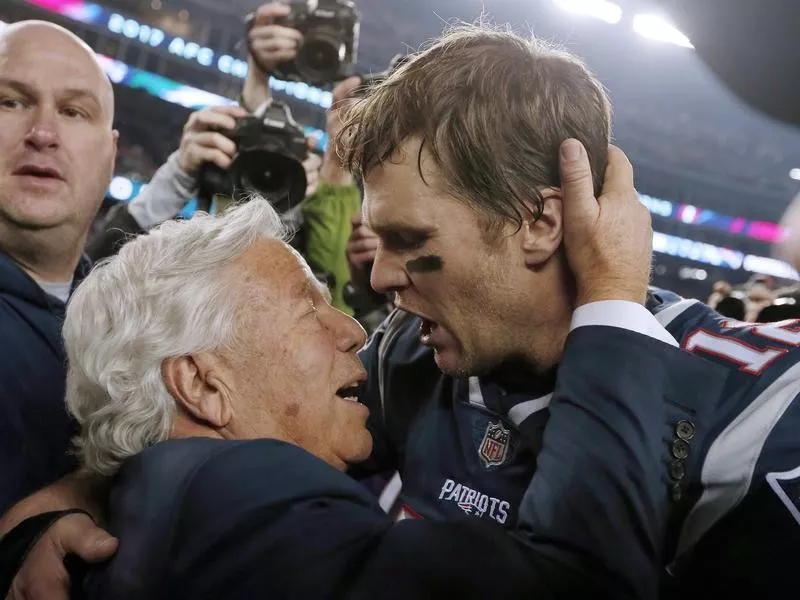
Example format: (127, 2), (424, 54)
(302, 182), (361, 315)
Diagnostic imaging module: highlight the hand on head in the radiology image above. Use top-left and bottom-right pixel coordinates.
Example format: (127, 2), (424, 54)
(558, 139), (652, 306)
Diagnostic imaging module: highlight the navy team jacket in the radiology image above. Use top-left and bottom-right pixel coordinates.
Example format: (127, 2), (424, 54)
(0, 252), (90, 513)
(83, 325), (725, 599)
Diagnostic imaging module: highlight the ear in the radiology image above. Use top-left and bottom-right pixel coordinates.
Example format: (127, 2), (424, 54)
(521, 188), (563, 268)
(162, 353), (233, 429)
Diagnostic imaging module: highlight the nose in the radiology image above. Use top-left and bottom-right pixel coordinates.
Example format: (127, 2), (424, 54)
(328, 308), (368, 353)
(24, 109), (60, 151)
(370, 246), (411, 295)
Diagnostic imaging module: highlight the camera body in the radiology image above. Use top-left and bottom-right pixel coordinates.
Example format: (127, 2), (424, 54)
(196, 100), (308, 214)
(273, 0), (360, 86)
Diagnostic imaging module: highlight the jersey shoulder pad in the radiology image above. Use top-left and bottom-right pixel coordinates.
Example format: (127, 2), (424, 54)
(657, 299), (800, 380)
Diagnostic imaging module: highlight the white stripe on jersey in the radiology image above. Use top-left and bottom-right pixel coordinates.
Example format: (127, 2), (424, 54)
(675, 360), (800, 557)
(508, 394), (552, 427)
(467, 377), (486, 408)
(766, 465), (800, 527)
(378, 471), (403, 513)
(653, 298), (700, 328)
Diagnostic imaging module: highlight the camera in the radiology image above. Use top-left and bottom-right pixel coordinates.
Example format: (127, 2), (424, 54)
(355, 53), (411, 96)
(270, 0), (360, 86)
(196, 100), (308, 214)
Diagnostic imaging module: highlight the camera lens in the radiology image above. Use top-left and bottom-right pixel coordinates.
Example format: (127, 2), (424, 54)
(239, 162), (290, 196)
(302, 39), (341, 71)
(296, 27), (345, 83)
(231, 150), (307, 214)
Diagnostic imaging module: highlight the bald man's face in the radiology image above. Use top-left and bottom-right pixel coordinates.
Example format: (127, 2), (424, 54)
(0, 23), (118, 235)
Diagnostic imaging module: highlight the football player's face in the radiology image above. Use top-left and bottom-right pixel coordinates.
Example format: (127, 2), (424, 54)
(364, 138), (538, 376)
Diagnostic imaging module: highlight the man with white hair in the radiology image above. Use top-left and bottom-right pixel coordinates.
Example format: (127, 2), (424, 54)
(37, 190), (710, 599)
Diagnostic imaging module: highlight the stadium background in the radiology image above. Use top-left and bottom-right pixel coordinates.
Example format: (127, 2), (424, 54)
(2, 0), (799, 300)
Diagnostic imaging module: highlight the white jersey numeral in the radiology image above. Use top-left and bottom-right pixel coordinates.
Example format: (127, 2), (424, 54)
(685, 320), (800, 375)
(753, 320), (800, 346)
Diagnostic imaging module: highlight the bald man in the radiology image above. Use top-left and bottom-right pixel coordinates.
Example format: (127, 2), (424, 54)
(0, 20), (118, 512)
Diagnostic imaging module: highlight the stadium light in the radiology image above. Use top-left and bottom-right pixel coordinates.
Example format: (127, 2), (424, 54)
(790, 168), (800, 181)
(551, 0), (622, 25)
(632, 14), (693, 49)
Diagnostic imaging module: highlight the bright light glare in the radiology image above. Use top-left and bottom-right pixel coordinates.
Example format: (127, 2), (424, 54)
(790, 168), (800, 181)
(552, 0), (622, 25)
(633, 14), (694, 49)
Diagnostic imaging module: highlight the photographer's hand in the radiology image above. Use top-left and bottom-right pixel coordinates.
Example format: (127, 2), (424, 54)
(321, 76), (361, 186)
(248, 2), (303, 75)
(178, 105), (248, 176)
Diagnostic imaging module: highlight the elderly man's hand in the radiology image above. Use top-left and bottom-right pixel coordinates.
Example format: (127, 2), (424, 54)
(5, 513), (117, 600)
(559, 139), (652, 306)
(248, 2), (303, 74)
(177, 105), (248, 177)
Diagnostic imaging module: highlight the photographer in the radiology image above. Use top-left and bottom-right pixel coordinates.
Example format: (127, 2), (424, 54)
(248, 0), (359, 86)
(91, 2), (363, 314)
(246, 1), (363, 314)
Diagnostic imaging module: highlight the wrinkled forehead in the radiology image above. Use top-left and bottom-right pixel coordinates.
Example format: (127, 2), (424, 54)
(361, 143), (452, 231)
(233, 239), (330, 304)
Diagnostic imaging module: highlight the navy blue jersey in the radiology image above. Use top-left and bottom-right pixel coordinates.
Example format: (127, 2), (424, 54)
(354, 310), (551, 527)
(357, 295), (800, 595)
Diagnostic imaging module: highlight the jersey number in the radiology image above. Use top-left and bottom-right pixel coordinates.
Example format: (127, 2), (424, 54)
(685, 320), (800, 375)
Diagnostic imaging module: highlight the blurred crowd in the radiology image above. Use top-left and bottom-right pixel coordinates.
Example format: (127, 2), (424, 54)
(707, 275), (800, 323)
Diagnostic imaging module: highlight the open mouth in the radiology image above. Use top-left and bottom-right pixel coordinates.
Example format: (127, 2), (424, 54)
(335, 384), (361, 403)
(419, 318), (439, 345)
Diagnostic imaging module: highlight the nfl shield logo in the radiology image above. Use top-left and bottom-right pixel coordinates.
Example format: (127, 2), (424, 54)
(479, 421), (511, 468)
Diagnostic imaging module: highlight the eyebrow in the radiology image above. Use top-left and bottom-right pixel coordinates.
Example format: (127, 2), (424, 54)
(0, 77), (102, 110)
(292, 277), (332, 305)
(368, 221), (434, 236)
(315, 280), (333, 304)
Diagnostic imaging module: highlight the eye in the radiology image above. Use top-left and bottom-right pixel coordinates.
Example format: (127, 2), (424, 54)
(383, 231), (428, 252)
(0, 97), (24, 110)
(61, 106), (87, 119)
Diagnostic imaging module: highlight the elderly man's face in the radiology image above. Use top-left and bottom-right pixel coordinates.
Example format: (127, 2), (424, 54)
(218, 239), (372, 470)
